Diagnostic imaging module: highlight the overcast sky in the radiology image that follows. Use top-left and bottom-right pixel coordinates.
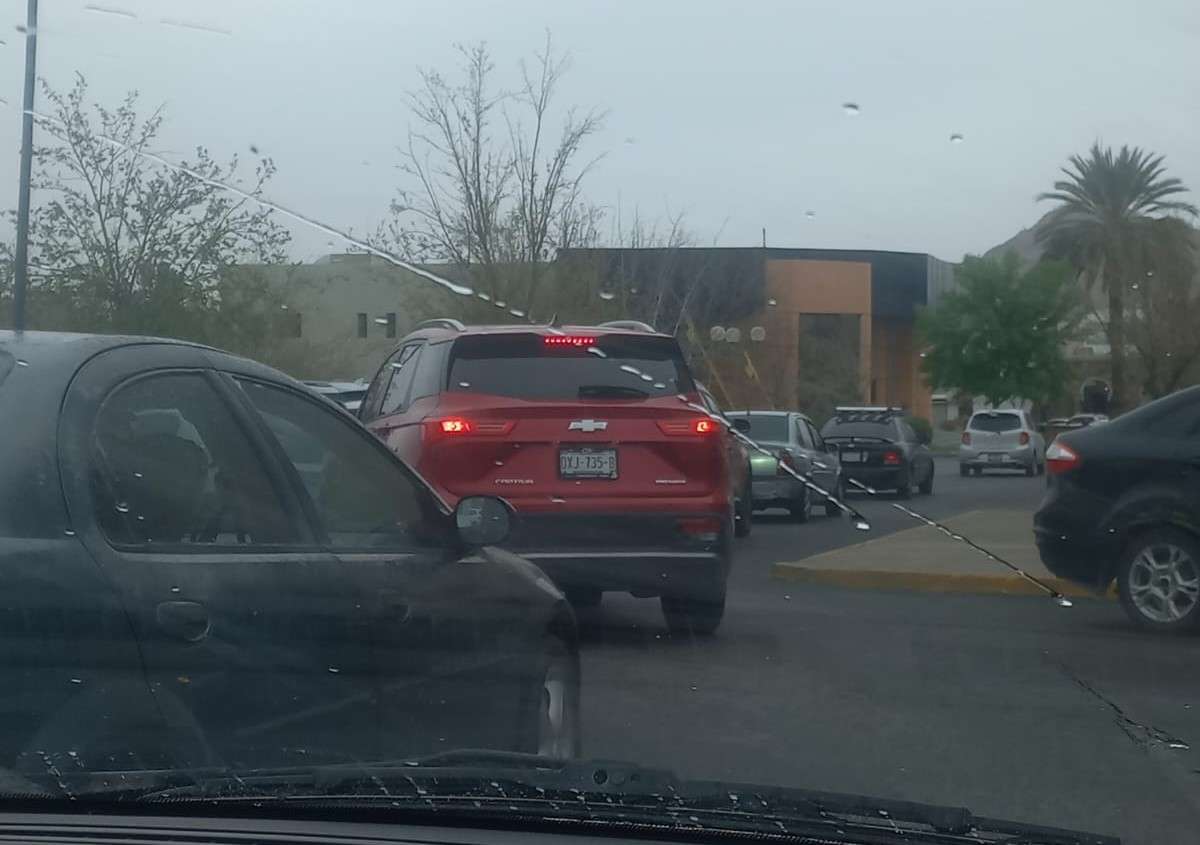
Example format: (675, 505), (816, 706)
(3, 0), (1199, 264)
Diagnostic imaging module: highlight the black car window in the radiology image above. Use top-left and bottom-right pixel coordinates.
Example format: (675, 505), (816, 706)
(91, 373), (297, 547)
(238, 379), (443, 550)
(379, 344), (423, 417)
(734, 414), (789, 442)
(821, 420), (896, 441)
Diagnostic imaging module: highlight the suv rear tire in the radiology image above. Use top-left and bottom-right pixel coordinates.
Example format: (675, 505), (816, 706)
(1117, 527), (1200, 633)
(734, 489), (752, 538)
(661, 585), (727, 636)
(789, 488), (810, 522)
(918, 466), (934, 495)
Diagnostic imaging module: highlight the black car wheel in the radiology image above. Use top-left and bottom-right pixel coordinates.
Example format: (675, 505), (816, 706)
(662, 582), (727, 637)
(1117, 528), (1200, 633)
(519, 635), (582, 759)
(789, 487), (811, 522)
(918, 465), (934, 495)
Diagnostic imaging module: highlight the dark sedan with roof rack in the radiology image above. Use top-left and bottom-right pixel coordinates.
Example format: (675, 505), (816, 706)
(820, 406), (935, 498)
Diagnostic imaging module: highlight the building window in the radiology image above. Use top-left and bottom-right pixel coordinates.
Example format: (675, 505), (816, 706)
(384, 312), (397, 339)
(356, 313), (368, 338)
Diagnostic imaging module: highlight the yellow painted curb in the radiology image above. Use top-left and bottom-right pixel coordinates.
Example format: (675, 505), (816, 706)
(770, 562), (1116, 600)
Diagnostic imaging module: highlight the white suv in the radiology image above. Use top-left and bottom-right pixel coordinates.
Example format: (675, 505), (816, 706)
(959, 409), (1045, 476)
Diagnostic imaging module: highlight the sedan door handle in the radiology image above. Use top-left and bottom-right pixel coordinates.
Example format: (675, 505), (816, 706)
(155, 601), (211, 643)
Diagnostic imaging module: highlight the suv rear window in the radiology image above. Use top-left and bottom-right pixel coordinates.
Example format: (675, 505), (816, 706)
(969, 412), (1021, 432)
(447, 333), (694, 401)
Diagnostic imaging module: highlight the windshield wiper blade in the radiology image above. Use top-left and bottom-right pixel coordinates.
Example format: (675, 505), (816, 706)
(100, 754), (1116, 844)
(577, 384), (649, 399)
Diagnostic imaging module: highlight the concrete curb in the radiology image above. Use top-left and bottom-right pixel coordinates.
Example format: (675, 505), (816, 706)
(770, 562), (1116, 600)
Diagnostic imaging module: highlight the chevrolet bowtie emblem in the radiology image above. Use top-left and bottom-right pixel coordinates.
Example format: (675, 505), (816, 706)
(568, 419), (608, 432)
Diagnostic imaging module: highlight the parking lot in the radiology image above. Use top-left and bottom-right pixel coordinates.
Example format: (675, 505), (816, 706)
(576, 457), (1200, 844)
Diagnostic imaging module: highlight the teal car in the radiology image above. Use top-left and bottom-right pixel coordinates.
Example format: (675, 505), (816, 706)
(726, 410), (844, 522)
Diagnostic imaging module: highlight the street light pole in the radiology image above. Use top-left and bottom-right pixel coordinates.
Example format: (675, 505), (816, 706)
(12, 0), (38, 332)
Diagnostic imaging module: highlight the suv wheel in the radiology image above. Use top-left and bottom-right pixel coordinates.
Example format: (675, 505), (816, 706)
(661, 584), (727, 636)
(918, 465), (934, 495)
(1117, 528), (1200, 633)
(734, 488), (753, 538)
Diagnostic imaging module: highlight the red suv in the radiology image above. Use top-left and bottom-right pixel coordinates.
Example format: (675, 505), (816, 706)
(359, 319), (742, 634)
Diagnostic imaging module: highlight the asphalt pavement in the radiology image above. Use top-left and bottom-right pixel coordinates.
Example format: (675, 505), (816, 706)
(574, 457), (1200, 845)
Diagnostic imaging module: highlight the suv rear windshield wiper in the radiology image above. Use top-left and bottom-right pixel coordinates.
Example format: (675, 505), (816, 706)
(30, 752), (1117, 845)
(577, 384), (650, 399)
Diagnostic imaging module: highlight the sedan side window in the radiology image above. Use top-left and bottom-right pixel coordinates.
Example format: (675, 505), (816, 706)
(91, 373), (298, 547)
(794, 418), (813, 448)
(806, 421), (825, 452)
(238, 379), (445, 550)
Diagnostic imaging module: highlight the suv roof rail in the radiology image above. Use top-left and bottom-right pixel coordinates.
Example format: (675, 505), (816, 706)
(413, 318), (466, 332)
(834, 405), (905, 414)
(598, 320), (658, 333)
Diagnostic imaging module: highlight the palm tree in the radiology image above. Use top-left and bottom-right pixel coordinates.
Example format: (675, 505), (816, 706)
(1037, 143), (1196, 409)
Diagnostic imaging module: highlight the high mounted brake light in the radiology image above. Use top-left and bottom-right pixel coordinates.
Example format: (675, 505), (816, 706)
(543, 336), (596, 347)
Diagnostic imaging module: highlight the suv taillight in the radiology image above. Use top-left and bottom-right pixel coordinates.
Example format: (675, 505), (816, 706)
(658, 418), (719, 436)
(1019, 431), (1030, 446)
(427, 418), (514, 438)
(961, 432), (971, 446)
(1045, 440), (1081, 474)
(883, 450), (901, 465)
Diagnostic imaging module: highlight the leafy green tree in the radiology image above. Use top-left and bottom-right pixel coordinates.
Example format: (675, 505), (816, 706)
(918, 253), (1081, 409)
(1036, 143), (1196, 408)
(8, 74), (291, 343)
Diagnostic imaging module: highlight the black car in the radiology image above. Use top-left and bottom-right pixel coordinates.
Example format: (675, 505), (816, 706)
(1034, 385), (1200, 632)
(0, 331), (579, 781)
(820, 407), (934, 498)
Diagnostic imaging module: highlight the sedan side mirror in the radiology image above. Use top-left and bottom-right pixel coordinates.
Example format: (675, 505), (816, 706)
(731, 418), (751, 433)
(455, 496), (512, 547)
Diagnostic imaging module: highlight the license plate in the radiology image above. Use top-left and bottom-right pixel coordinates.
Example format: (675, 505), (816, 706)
(840, 451), (862, 463)
(988, 453), (1004, 463)
(559, 447), (618, 479)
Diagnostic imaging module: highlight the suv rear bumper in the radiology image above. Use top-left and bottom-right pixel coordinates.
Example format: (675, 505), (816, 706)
(504, 511), (730, 597)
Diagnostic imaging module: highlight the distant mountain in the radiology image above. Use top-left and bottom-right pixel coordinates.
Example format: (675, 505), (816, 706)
(982, 211), (1055, 267)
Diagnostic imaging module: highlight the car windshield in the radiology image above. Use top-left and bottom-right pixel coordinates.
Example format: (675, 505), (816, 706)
(969, 413), (1022, 432)
(447, 333), (691, 400)
(730, 414), (790, 442)
(4, 2), (1199, 844)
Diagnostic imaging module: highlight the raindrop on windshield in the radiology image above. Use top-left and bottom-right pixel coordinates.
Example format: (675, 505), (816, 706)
(458, 381), (471, 388)
(374, 317), (389, 325)
(598, 290), (616, 301)
(950, 133), (965, 143)
(640, 373), (654, 382)
(842, 102), (860, 116)
(15, 24), (36, 35)
(1168, 741), (1190, 750)
(15, 359), (28, 367)
(170, 586), (181, 594)
(709, 326), (727, 342)
(249, 144), (260, 154)
(69, 678), (83, 684)
(63, 529), (75, 537)
(653, 382), (666, 389)
(477, 292), (491, 302)
(854, 520), (871, 531)
(804, 210), (816, 219)
(495, 300), (507, 308)
(84, 5), (138, 18)
(509, 308), (526, 318)
(1053, 595), (1073, 608)
(279, 303), (288, 310)
(586, 346), (607, 358)
(327, 667), (341, 674)
(619, 364), (641, 376)
(767, 298), (778, 307)
(115, 502), (130, 514)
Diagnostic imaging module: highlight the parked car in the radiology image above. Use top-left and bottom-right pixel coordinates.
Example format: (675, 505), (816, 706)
(360, 319), (738, 635)
(0, 330), (579, 777)
(820, 407), (934, 498)
(695, 383), (753, 538)
(959, 408), (1045, 476)
(302, 379), (368, 413)
(726, 410), (845, 520)
(1034, 385), (1200, 632)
